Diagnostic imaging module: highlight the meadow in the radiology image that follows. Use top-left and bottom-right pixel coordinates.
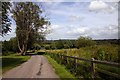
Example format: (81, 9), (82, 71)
(46, 43), (119, 62)
(45, 43), (119, 79)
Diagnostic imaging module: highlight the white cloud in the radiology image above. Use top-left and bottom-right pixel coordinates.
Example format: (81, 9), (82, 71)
(48, 9), (68, 16)
(46, 24), (118, 40)
(69, 15), (85, 22)
(100, 0), (120, 2)
(28, 0), (120, 2)
(36, 0), (65, 2)
(67, 27), (86, 34)
(50, 24), (61, 30)
(47, 24), (63, 34)
(7, 0), (120, 2)
(89, 0), (116, 13)
(66, 25), (118, 39)
(45, 2), (86, 17)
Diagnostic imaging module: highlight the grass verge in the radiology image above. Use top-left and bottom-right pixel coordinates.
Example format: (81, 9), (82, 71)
(2, 55), (31, 73)
(45, 55), (77, 80)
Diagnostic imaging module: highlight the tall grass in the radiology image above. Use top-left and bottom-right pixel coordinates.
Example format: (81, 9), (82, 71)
(46, 44), (119, 62)
(46, 43), (119, 79)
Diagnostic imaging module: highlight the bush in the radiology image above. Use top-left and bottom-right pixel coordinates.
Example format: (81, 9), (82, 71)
(3, 52), (15, 56)
(54, 40), (64, 49)
(76, 36), (96, 48)
(2, 37), (18, 54)
(44, 45), (51, 50)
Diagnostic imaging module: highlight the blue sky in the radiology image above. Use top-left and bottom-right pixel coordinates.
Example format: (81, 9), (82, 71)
(1, 0), (119, 41)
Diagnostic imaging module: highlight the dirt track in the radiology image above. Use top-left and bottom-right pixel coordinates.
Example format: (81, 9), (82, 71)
(3, 55), (59, 78)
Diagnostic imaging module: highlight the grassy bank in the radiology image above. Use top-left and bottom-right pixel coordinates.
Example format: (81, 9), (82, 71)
(45, 55), (77, 80)
(2, 54), (31, 73)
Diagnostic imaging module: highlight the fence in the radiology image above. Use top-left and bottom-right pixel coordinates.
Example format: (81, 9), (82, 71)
(47, 52), (120, 79)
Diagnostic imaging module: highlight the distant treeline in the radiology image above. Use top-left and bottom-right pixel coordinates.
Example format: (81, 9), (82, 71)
(94, 39), (119, 44)
(44, 39), (119, 45)
(1, 37), (119, 55)
(36, 38), (119, 50)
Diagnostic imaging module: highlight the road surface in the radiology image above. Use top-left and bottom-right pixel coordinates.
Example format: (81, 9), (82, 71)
(3, 55), (59, 78)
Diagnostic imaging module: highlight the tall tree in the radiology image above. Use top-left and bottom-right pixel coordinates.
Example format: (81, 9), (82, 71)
(12, 2), (50, 55)
(1, 2), (11, 36)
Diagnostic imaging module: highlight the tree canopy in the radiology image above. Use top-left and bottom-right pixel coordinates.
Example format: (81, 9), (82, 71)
(1, 2), (11, 36)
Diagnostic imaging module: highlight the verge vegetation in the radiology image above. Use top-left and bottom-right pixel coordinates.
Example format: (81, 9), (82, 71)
(45, 55), (77, 80)
(2, 54), (30, 73)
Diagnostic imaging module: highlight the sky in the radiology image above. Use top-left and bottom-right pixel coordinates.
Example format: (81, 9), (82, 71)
(1, 0), (119, 41)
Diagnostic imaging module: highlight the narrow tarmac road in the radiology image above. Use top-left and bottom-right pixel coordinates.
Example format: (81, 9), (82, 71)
(3, 55), (59, 78)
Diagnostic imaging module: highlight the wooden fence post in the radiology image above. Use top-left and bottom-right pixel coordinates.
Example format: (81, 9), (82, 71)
(91, 58), (95, 79)
(66, 56), (68, 64)
(63, 55), (65, 65)
(61, 55), (63, 64)
(74, 56), (77, 75)
(74, 56), (77, 68)
(60, 54), (62, 60)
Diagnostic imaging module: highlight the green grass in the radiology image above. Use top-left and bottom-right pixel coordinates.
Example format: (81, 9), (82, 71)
(45, 55), (77, 80)
(2, 54), (31, 73)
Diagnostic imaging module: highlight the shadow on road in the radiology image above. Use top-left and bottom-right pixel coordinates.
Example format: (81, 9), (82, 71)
(25, 51), (45, 56)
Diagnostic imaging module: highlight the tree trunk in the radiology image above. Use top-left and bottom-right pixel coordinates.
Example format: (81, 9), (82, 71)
(17, 31), (30, 56)
(21, 44), (25, 55)
(24, 31), (29, 55)
(17, 39), (25, 55)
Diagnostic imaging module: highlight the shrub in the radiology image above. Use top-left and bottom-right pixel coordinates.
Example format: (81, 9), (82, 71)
(76, 36), (96, 48)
